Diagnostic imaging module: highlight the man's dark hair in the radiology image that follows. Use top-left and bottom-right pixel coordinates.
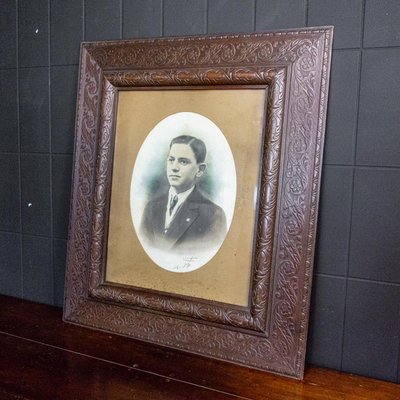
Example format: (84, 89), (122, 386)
(170, 135), (207, 164)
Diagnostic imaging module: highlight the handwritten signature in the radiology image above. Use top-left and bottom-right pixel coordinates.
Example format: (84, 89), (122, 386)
(172, 256), (199, 271)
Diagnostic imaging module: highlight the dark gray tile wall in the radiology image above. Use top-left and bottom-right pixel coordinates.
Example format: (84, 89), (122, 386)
(0, 232), (22, 297)
(164, 0), (207, 36)
(123, 0), (163, 38)
(256, 0), (307, 30)
(19, 67), (50, 153)
(356, 48), (400, 167)
(50, 0), (83, 65)
(307, 275), (346, 370)
(85, 0), (122, 41)
(53, 239), (67, 307)
(18, 0), (49, 67)
(349, 168), (400, 283)
(308, 0), (363, 49)
(0, 0), (399, 384)
(50, 66), (79, 154)
(323, 50), (360, 165)
(342, 280), (400, 381)
(52, 155), (73, 239)
(364, 0), (400, 48)
(21, 155), (51, 236)
(0, 155), (20, 232)
(22, 235), (53, 303)
(0, 69), (18, 152)
(208, 0), (255, 34)
(314, 166), (353, 276)
(0, 0), (17, 68)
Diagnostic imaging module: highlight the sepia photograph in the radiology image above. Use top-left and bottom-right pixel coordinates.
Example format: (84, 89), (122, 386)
(131, 112), (236, 272)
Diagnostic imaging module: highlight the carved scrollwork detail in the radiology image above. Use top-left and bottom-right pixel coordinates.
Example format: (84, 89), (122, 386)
(89, 78), (117, 290)
(86, 33), (325, 70)
(69, 301), (298, 375)
(65, 49), (102, 315)
(268, 28), (329, 373)
(106, 67), (273, 87)
(251, 67), (285, 330)
(88, 65), (284, 332)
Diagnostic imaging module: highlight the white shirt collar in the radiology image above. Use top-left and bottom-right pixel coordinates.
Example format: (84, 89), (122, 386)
(164, 185), (195, 229)
(168, 185), (194, 201)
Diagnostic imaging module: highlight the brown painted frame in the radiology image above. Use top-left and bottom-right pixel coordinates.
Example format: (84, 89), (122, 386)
(64, 27), (333, 379)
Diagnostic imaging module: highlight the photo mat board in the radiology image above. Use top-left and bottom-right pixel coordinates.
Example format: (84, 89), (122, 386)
(64, 28), (333, 379)
(106, 89), (266, 306)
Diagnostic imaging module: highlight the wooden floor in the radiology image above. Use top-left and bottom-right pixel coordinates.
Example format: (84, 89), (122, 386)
(0, 295), (398, 399)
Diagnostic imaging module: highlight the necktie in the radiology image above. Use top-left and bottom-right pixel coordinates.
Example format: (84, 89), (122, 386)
(169, 194), (178, 215)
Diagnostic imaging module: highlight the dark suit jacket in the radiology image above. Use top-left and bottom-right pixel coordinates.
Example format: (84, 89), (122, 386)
(140, 187), (227, 252)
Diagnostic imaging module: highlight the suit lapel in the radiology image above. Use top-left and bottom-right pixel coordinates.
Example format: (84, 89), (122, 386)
(152, 195), (168, 235)
(165, 194), (200, 245)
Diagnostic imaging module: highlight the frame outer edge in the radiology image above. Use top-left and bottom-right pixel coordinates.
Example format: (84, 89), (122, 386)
(64, 44), (104, 319)
(295, 26), (334, 378)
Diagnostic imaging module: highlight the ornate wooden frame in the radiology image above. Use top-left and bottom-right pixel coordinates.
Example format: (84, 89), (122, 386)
(64, 27), (333, 379)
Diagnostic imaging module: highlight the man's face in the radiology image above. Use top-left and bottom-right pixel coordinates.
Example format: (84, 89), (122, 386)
(167, 143), (205, 193)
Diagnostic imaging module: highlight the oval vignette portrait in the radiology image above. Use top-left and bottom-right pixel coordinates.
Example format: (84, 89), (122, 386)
(130, 112), (237, 273)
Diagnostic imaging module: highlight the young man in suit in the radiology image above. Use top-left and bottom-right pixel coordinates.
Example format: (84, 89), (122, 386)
(140, 135), (227, 253)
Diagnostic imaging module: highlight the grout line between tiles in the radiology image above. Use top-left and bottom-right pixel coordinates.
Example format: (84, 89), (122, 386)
(0, 230), (66, 242)
(82, 0), (86, 41)
(323, 163), (400, 170)
(15, 0), (23, 300)
(339, 0), (366, 371)
(204, 0), (208, 34)
(305, 0), (309, 26)
(252, 0), (256, 32)
(363, 44), (400, 51)
(0, 151), (73, 157)
(48, 0), (55, 305)
(315, 273), (400, 287)
(120, 0), (123, 39)
(161, 0), (164, 36)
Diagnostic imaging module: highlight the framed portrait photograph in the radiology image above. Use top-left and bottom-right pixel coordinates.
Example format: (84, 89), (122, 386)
(64, 27), (333, 379)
